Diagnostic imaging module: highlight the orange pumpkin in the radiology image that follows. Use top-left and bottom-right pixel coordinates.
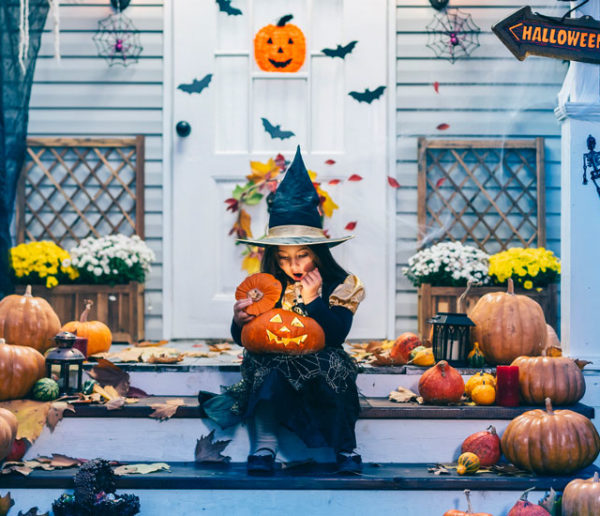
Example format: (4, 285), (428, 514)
(235, 273), (282, 316)
(0, 338), (46, 401)
(0, 407), (18, 461)
(241, 308), (324, 355)
(418, 360), (465, 404)
(444, 489), (493, 516)
(390, 332), (421, 364)
(469, 278), (546, 365)
(254, 14), (306, 72)
(61, 300), (112, 357)
(0, 285), (61, 353)
(562, 471), (600, 516)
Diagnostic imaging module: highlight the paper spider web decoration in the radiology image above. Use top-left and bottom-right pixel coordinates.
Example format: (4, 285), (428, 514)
(426, 8), (480, 64)
(93, 11), (143, 66)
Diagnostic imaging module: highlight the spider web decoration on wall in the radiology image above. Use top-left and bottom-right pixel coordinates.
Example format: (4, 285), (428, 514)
(426, 9), (480, 64)
(93, 11), (143, 66)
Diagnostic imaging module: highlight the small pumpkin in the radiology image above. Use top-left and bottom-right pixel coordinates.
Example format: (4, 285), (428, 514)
(0, 285), (61, 353)
(32, 378), (60, 401)
(471, 381), (495, 406)
(507, 488), (551, 515)
(461, 425), (501, 467)
(0, 407), (18, 461)
(467, 342), (486, 368)
(511, 353), (585, 406)
(562, 471), (600, 516)
(254, 14), (306, 73)
(457, 452), (480, 475)
(241, 308), (325, 355)
(469, 278), (546, 365)
(61, 300), (112, 357)
(465, 372), (496, 397)
(501, 398), (600, 475)
(0, 338), (46, 401)
(408, 346), (434, 367)
(390, 332), (421, 364)
(235, 273), (282, 316)
(418, 360), (465, 404)
(443, 489), (493, 516)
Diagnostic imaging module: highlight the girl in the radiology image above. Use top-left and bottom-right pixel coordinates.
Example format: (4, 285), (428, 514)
(232, 147), (365, 474)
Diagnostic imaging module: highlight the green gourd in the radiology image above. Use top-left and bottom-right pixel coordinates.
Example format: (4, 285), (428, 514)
(32, 378), (60, 401)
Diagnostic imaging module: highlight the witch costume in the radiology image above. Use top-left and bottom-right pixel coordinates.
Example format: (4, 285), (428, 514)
(201, 147), (365, 470)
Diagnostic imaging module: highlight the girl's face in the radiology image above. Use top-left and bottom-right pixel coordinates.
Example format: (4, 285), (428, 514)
(276, 245), (317, 282)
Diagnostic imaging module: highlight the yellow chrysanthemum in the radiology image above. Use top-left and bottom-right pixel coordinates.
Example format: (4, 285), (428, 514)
(9, 240), (78, 288)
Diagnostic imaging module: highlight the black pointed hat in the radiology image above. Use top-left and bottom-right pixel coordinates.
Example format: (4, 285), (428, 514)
(237, 146), (353, 247)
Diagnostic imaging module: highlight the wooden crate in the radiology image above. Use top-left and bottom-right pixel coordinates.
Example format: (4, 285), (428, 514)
(29, 282), (144, 344)
(417, 283), (558, 339)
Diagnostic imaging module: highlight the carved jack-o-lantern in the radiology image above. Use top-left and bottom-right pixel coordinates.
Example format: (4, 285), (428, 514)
(241, 308), (325, 355)
(254, 15), (306, 73)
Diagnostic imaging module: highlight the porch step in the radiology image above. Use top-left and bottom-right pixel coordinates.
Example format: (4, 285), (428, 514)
(24, 396), (595, 464)
(4, 463), (599, 516)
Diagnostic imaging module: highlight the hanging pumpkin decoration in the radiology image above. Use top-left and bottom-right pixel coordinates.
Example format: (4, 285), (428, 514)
(507, 488), (551, 515)
(562, 472), (600, 516)
(0, 338), (46, 401)
(418, 360), (465, 404)
(467, 342), (486, 367)
(61, 300), (112, 357)
(390, 332), (421, 364)
(469, 278), (546, 365)
(254, 14), (306, 72)
(456, 452), (480, 475)
(235, 273), (282, 316)
(241, 308), (325, 355)
(0, 407), (18, 462)
(511, 353), (585, 406)
(461, 425), (501, 467)
(501, 398), (600, 475)
(443, 489), (493, 516)
(0, 285), (61, 353)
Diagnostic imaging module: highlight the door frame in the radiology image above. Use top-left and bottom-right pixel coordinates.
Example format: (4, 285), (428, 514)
(162, 0), (397, 340)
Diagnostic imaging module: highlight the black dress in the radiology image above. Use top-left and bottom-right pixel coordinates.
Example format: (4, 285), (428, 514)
(229, 274), (365, 453)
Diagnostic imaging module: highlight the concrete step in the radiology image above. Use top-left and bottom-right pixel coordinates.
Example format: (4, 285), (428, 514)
(5, 462), (599, 516)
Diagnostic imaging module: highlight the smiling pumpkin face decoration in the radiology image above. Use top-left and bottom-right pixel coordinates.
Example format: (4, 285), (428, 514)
(254, 14), (306, 73)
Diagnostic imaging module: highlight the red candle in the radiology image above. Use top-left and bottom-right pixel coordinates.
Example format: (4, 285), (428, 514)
(496, 365), (520, 407)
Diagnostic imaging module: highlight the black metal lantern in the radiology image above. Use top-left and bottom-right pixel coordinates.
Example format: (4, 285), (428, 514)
(428, 312), (475, 365)
(46, 331), (85, 395)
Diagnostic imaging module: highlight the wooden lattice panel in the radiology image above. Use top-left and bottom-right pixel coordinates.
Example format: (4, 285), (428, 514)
(17, 137), (145, 249)
(417, 138), (545, 254)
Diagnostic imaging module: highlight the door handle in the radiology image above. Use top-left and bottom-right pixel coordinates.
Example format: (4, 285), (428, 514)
(176, 121), (191, 137)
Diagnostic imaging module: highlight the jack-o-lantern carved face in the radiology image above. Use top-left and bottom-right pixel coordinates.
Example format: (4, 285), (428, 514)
(254, 15), (306, 73)
(241, 308), (325, 355)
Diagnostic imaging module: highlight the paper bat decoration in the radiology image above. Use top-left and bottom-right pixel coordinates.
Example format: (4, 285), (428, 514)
(348, 86), (386, 104)
(216, 0), (242, 16)
(261, 118), (295, 140)
(322, 40), (358, 59)
(177, 74), (213, 94)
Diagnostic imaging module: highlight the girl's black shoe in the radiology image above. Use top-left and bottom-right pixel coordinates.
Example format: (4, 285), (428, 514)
(247, 449), (276, 474)
(335, 452), (363, 474)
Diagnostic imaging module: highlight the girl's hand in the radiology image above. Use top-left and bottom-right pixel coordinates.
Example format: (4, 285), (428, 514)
(233, 298), (255, 327)
(300, 268), (322, 304)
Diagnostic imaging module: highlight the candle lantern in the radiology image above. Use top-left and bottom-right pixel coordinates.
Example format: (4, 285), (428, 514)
(45, 331), (85, 395)
(428, 312), (475, 365)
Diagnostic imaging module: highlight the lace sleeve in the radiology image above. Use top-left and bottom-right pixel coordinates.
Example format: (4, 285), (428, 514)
(328, 275), (365, 314)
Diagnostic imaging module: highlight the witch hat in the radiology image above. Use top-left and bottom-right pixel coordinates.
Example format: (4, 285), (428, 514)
(236, 146), (353, 247)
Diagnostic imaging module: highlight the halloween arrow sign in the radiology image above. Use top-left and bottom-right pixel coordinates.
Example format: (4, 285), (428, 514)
(492, 6), (600, 64)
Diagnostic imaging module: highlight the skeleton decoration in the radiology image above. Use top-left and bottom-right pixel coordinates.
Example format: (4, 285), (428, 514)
(583, 135), (600, 200)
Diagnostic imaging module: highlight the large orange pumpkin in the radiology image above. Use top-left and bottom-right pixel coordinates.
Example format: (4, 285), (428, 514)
(469, 278), (546, 365)
(0, 338), (46, 401)
(501, 398), (600, 475)
(254, 14), (306, 72)
(235, 273), (282, 316)
(511, 354), (585, 406)
(0, 285), (61, 353)
(418, 360), (465, 404)
(0, 407), (18, 461)
(61, 300), (112, 357)
(241, 308), (324, 355)
(562, 471), (600, 516)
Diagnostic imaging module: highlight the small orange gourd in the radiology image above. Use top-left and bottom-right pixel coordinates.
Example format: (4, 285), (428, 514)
(457, 452), (480, 475)
(471, 381), (496, 406)
(465, 372), (496, 397)
(61, 300), (112, 357)
(443, 489), (493, 516)
(235, 273), (282, 316)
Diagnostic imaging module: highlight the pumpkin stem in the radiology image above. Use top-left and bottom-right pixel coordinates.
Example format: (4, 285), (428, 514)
(519, 487), (535, 502)
(458, 280), (475, 313)
(24, 285), (32, 297)
(487, 425), (497, 436)
(80, 300), (93, 322)
(464, 489), (473, 513)
(438, 360), (447, 377)
(507, 277), (515, 296)
(277, 14), (293, 26)
(247, 288), (264, 303)
(544, 397), (554, 414)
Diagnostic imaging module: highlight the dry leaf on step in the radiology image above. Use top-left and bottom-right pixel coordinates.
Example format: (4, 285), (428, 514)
(17, 508), (49, 516)
(48, 454), (83, 468)
(0, 463), (34, 476)
(145, 352), (184, 364)
(135, 339), (169, 348)
(371, 352), (395, 367)
(0, 492), (14, 516)
(427, 464), (450, 475)
(104, 348), (145, 363)
(88, 359), (130, 396)
(47, 402), (75, 432)
(105, 397), (126, 411)
(149, 398), (185, 420)
(113, 462), (170, 475)
(208, 343), (232, 353)
(0, 400), (51, 443)
(195, 430), (231, 463)
(388, 386), (420, 404)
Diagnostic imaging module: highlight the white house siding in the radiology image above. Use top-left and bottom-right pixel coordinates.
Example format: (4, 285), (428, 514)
(29, 0), (164, 339)
(394, 0), (566, 335)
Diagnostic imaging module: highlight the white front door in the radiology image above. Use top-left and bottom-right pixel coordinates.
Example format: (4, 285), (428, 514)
(167, 0), (392, 339)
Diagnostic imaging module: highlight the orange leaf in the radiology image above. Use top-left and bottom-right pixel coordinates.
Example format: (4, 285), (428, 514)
(345, 221), (357, 230)
(149, 398), (186, 421)
(328, 179), (341, 185)
(237, 209), (253, 239)
(387, 176), (401, 188)
(325, 159), (336, 165)
(348, 174), (363, 181)
(0, 400), (51, 443)
(435, 177), (447, 188)
(436, 123), (450, 131)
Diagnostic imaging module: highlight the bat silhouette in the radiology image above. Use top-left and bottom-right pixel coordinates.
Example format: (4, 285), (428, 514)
(322, 40), (358, 59)
(348, 85), (386, 104)
(261, 118), (295, 140)
(216, 0), (242, 16)
(177, 74), (213, 94)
